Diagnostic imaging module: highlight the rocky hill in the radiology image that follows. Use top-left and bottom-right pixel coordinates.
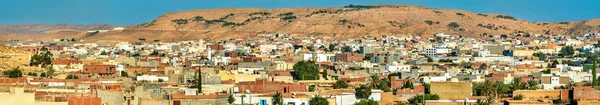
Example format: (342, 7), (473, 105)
(127, 5), (600, 40)
(2, 5), (600, 43)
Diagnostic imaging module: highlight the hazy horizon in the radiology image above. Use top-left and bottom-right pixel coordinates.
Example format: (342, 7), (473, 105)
(1, 0), (599, 25)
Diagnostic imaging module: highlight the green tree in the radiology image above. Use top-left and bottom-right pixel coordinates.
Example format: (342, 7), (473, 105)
(542, 69), (551, 74)
(294, 61), (319, 80)
(559, 46), (575, 57)
(309, 85), (316, 92)
(413, 94), (440, 104)
(308, 95), (329, 105)
(40, 72), (47, 77)
(427, 56), (433, 62)
(355, 99), (378, 105)
(272, 92), (283, 105)
(423, 83), (431, 94)
(363, 56), (372, 61)
(3, 68), (23, 78)
(30, 46), (53, 67)
(333, 80), (349, 89)
(228, 94), (235, 104)
(71, 38), (76, 42)
(121, 71), (129, 77)
(66, 74), (78, 79)
(27, 72), (37, 77)
(192, 68), (203, 93)
(328, 44), (336, 51)
(593, 55), (598, 86)
(533, 52), (547, 61)
(355, 84), (372, 100)
(342, 46), (353, 53)
(402, 81), (414, 89)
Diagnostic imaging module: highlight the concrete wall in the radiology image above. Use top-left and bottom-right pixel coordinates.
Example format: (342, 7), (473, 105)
(0, 87), (68, 105)
(96, 90), (124, 105)
(512, 90), (561, 100)
(430, 82), (472, 99)
(172, 98), (228, 105)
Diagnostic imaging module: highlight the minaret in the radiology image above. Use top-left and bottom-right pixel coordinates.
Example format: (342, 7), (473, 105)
(207, 47), (212, 60)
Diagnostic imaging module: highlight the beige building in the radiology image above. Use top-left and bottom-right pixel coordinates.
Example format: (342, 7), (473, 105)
(0, 87), (68, 105)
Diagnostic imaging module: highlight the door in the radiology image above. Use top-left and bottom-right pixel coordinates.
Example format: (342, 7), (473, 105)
(173, 100), (181, 105)
(260, 100), (267, 105)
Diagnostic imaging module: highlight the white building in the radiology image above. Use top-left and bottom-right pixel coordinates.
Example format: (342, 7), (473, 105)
(385, 64), (411, 72)
(237, 67), (264, 74)
(335, 90), (382, 105)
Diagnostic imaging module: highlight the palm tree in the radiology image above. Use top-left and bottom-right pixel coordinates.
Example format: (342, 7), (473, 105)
(370, 75), (380, 88)
(476, 95), (494, 105)
(493, 81), (510, 98)
(482, 80), (494, 95)
(511, 77), (524, 91)
(309, 95), (329, 105)
(527, 79), (540, 90)
(272, 92), (283, 105)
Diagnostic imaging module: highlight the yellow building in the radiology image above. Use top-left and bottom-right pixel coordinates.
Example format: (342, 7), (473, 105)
(274, 61), (293, 70)
(513, 50), (536, 57)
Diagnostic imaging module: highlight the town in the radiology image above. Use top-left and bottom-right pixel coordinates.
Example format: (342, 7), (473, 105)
(2, 30), (600, 105)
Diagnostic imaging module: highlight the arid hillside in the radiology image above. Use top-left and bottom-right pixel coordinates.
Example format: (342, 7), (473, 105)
(129, 5), (600, 39)
(2, 5), (600, 43)
(0, 24), (118, 33)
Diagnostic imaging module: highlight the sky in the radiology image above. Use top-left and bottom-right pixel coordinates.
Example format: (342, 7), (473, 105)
(0, 0), (598, 25)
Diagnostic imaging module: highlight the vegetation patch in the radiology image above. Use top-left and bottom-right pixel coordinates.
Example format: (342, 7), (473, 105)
(278, 12), (297, 22)
(557, 22), (570, 24)
(343, 4), (379, 9)
(477, 13), (488, 17)
(248, 12), (270, 16)
(388, 21), (410, 28)
(456, 13), (465, 16)
(433, 10), (443, 14)
(495, 15), (517, 20)
(448, 22), (460, 28)
(339, 19), (365, 28)
(477, 23), (508, 30)
(424, 20), (440, 25)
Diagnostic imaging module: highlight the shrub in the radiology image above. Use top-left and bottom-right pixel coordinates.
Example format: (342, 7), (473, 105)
(171, 19), (189, 25)
(3, 68), (22, 78)
(513, 94), (524, 100)
(448, 22), (460, 28)
(66, 74), (79, 79)
(496, 15), (516, 20)
(456, 13), (465, 16)
(477, 13), (488, 17)
(344, 4), (378, 9)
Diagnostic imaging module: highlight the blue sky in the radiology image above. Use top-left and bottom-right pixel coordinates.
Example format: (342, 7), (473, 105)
(0, 0), (598, 25)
